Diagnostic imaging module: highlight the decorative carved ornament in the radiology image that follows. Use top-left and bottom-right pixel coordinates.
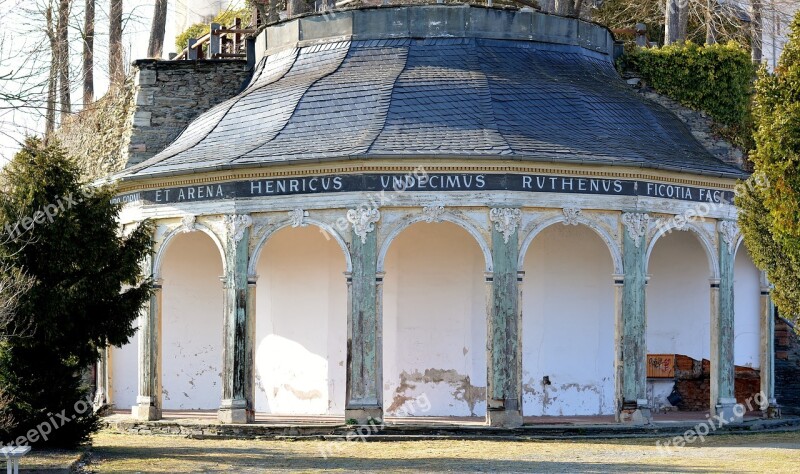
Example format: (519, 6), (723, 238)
(489, 208), (522, 244)
(718, 220), (739, 254)
(180, 215), (197, 233)
(621, 212), (650, 248)
(562, 208), (582, 226)
(422, 205), (445, 223)
(224, 214), (253, 242)
(347, 208), (380, 244)
(288, 209), (309, 228)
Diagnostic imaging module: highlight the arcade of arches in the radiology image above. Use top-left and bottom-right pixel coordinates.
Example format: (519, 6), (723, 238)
(105, 207), (776, 427)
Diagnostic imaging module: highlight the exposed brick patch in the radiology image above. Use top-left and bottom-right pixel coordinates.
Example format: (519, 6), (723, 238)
(672, 355), (761, 412)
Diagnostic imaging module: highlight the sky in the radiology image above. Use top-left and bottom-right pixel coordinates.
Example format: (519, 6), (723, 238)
(0, 0), (242, 165)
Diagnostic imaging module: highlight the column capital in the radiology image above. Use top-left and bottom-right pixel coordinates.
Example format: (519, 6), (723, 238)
(710, 278), (721, 288)
(612, 274), (625, 286)
(247, 274), (258, 285)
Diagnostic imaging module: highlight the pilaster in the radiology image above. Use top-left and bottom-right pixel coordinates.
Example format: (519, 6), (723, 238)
(132, 268), (162, 421)
(487, 208), (523, 428)
(618, 212), (651, 424)
(760, 277), (781, 418)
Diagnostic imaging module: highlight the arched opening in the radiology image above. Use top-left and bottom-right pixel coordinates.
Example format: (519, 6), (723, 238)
(160, 231), (225, 411)
(254, 225), (348, 416)
(382, 221), (487, 419)
(734, 245), (762, 369)
(109, 320), (139, 411)
(646, 230), (712, 412)
(521, 224), (616, 417)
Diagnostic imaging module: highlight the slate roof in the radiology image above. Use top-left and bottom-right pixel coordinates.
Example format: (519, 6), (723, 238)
(120, 37), (745, 180)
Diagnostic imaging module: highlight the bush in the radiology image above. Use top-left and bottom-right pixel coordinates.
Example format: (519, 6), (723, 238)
(0, 138), (153, 448)
(628, 41), (757, 150)
(175, 7), (253, 52)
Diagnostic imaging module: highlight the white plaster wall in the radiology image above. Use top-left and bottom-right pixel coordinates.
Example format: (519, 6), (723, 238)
(734, 246), (762, 369)
(161, 232), (224, 410)
(109, 319), (139, 410)
(521, 224), (616, 416)
(647, 231), (711, 361)
(647, 379), (677, 412)
(254, 226), (347, 415)
(383, 222), (487, 418)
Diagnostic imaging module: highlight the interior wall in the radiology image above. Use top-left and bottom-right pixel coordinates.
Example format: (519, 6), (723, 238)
(161, 231), (225, 410)
(254, 226), (347, 415)
(382, 222), (487, 418)
(521, 224), (616, 416)
(647, 231), (711, 361)
(110, 319), (139, 410)
(734, 246), (762, 368)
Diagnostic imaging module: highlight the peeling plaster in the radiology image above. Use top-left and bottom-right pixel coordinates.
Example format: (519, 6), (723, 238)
(389, 369), (485, 416)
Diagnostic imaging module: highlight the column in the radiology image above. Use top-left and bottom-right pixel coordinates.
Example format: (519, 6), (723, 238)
(345, 208), (382, 423)
(618, 213), (651, 424)
(612, 274), (625, 421)
(711, 221), (741, 423)
(219, 215), (253, 424)
(760, 275), (781, 418)
(132, 270), (162, 421)
(487, 208), (523, 428)
(94, 347), (109, 410)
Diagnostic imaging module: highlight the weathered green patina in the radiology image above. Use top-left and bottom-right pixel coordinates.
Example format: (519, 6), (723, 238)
(220, 219), (251, 423)
(346, 228), (382, 420)
(711, 227), (737, 420)
(620, 215), (648, 422)
(133, 253), (161, 421)
(488, 225), (522, 426)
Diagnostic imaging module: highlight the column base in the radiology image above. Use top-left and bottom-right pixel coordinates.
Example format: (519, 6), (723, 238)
(487, 409), (524, 428)
(345, 406), (383, 424)
(618, 400), (651, 425)
(218, 399), (253, 424)
(765, 402), (782, 419)
(716, 398), (744, 424)
(131, 404), (161, 421)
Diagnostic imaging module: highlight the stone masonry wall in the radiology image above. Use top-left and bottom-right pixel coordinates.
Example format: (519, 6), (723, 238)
(775, 316), (800, 415)
(127, 59), (251, 168)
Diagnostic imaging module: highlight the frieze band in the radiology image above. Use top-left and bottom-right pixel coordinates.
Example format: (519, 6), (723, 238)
(112, 173), (735, 205)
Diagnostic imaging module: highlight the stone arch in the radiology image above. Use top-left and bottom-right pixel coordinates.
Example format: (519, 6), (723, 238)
(646, 222), (719, 279)
(249, 218), (353, 276)
(153, 222), (226, 280)
(518, 214), (623, 275)
(377, 212), (493, 273)
(734, 234), (747, 261)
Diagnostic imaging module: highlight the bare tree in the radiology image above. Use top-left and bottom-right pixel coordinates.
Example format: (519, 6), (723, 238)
(56, 0), (71, 121)
(83, 0), (94, 105)
(0, 263), (33, 340)
(147, 0), (168, 59)
(751, 0), (763, 62)
(665, 0), (681, 44)
(44, 2), (58, 138)
(287, 0), (311, 18)
(705, 0), (717, 44)
(109, 0), (124, 85)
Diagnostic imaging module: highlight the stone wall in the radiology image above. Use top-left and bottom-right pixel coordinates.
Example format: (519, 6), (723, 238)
(775, 316), (800, 415)
(53, 59), (252, 180)
(53, 80), (137, 181)
(128, 59), (251, 167)
(639, 89), (748, 171)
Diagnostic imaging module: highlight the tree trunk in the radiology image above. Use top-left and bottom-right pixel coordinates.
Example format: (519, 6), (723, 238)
(678, 0), (689, 42)
(665, 0), (680, 45)
(751, 0), (763, 63)
(147, 0), (168, 58)
(268, 0), (280, 23)
(83, 0), (94, 105)
(45, 6), (57, 139)
(57, 0), (71, 122)
(287, 0), (310, 18)
(554, 0), (576, 17)
(706, 0), (718, 45)
(109, 0), (124, 85)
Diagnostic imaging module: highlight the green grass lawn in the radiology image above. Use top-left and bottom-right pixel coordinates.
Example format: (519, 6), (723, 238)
(82, 430), (800, 473)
